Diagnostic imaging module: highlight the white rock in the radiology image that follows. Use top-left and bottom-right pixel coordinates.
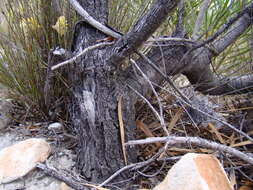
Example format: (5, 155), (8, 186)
(154, 153), (233, 190)
(48, 122), (63, 132)
(0, 138), (51, 183)
(0, 149), (75, 190)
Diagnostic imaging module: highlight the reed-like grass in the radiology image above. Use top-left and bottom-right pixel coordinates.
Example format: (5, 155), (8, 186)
(0, 0), (252, 120)
(0, 0), (76, 119)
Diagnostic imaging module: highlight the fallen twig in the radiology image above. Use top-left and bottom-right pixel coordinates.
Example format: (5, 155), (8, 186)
(131, 59), (168, 135)
(37, 163), (108, 190)
(99, 146), (166, 187)
(125, 136), (253, 165)
(118, 96), (128, 165)
(152, 82), (253, 143)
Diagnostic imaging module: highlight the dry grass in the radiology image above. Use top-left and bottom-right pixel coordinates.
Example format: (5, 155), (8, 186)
(0, 0), (77, 119)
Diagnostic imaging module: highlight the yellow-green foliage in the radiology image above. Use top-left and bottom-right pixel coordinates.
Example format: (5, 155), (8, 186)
(52, 16), (68, 36)
(0, 0), (77, 118)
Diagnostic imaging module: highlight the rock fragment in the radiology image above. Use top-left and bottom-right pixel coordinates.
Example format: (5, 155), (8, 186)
(0, 138), (51, 183)
(154, 153), (233, 190)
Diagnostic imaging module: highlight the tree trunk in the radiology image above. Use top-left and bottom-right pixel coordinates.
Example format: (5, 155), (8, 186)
(66, 0), (253, 185)
(68, 0), (136, 184)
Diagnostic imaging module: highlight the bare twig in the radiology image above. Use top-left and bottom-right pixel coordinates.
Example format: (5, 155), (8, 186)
(36, 163), (108, 190)
(147, 37), (195, 43)
(99, 146), (166, 187)
(192, 0), (210, 40)
(125, 136), (253, 165)
(51, 42), (113, 70)
(152, 81), (253, 143)
(68, 0), (121, 39)
(131, 59), (169, 135)
(127, 84), (161, 123)
(135, 51), (191, 104)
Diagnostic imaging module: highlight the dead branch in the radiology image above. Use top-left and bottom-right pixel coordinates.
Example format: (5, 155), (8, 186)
(212, 13), (252, 55)
(107, 0), (180, 67)
(36, 163), (103, 190)
(68, 0), (121, 39)
(99, 146), (166, 187)
(51, 42), (113, 70)
(193, 2), (253, 52)
(192, 0), (210, 40)
(125, 136), (253, 165)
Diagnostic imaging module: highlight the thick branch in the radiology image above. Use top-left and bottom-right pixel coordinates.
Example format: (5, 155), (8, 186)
(188, 70), (253, 95)
(212, 13), (252, 55)
(183, 48), (253, 95)
(193, 2), (253, 53)
(183, 3), (253, 95)
(107, 0), (180, 67)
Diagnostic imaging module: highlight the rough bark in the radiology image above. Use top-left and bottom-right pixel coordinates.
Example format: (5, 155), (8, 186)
(68, 0), (136, 184)
(66, 0), (253, 186)
(107, 0), (180, 68)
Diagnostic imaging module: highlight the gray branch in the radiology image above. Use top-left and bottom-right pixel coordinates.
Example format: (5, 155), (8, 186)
(212, 13), (252, 55)
(107, 0), (180, 67)
(68, 0), (121, 38)
(188, 72), (253, 95)
(125, 136), (253, 165)
(192, 0), (210, 40)
(183, 3), (253, 95)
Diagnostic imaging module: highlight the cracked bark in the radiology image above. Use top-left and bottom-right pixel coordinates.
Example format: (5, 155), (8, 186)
(69, 1), (133, 184)
(68, 0), (181, 184)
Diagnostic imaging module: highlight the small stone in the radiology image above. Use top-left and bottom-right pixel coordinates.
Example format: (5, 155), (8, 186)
(59, 182), (74, 190)
(0, 138), (51, 183)
(154, 153), (233, 190)
(48, 122), (63, 132)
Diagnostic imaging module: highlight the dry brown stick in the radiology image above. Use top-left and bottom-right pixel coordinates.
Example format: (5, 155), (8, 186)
(118, 95), (128, 165)
(125, 136), (253, 165)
